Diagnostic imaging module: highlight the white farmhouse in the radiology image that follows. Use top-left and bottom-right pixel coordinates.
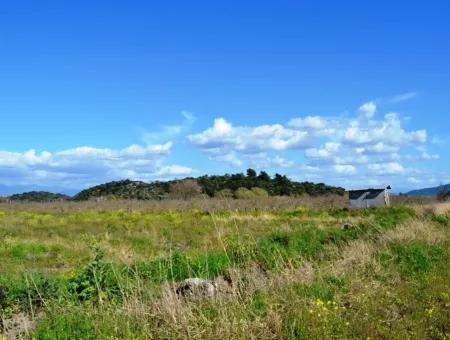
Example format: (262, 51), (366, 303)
(349, 186), (391, 208)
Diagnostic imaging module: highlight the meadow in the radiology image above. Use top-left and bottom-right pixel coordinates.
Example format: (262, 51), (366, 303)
(0, 197), (448, 339)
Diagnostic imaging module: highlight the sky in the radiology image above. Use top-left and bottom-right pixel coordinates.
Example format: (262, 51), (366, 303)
(0, 1), (449, 194)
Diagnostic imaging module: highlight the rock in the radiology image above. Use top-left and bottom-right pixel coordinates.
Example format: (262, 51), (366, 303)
(343, 223), (354, 230)
(175, 278), (217, 298)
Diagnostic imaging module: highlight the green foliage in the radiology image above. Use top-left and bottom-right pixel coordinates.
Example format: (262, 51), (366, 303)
(196, 169), (345, 198)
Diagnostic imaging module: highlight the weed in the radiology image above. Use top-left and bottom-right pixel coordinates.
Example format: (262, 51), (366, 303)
(68, 248), (122, 302)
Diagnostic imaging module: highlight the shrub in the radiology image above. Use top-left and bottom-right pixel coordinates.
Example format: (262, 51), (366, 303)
(215, 188), (234, 198)
(234, 187), (255, 199)
(251, 187), (269, 197)
(68, 249), (122, 302)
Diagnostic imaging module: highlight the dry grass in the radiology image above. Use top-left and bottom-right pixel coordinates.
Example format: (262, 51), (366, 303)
(0, 195), (347, 213)
(327, 217), (446, 277)
(412, 201), (450, 216)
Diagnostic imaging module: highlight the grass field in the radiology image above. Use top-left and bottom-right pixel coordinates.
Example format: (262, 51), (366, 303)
(0, 199), (449, 339)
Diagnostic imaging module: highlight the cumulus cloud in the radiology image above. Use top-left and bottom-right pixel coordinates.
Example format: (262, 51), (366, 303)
(188, 118), (310, 154)
(1, 101), (440, 192)
(358, 101), (377, 119)
(368, 162), (405, 175)
(0, 142), (192, 189)
(288, 116), (327, 129)
(187, 101), (437, 186)
(334, 164), (356, 174)
(305, 142), (341, 159)
(344, 112), (426, 146)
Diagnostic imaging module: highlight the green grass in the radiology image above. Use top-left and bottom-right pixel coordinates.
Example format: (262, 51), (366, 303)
(381, 242), (444, 277)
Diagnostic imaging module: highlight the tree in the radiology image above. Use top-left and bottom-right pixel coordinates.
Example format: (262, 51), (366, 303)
(437, 184), (450, 202)
(246, 168), (257, 178)
(169, 179), (202, 200)
(273, 173), (293, 195)
(257, 171), (271, 182)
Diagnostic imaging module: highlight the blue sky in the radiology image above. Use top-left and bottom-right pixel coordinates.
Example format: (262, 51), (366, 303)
(0, 1), (449, 194)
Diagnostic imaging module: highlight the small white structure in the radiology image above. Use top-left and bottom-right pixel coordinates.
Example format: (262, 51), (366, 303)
(349, 186), (391, 208)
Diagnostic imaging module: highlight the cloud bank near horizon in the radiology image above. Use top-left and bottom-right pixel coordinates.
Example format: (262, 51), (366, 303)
(0, 101), (444, 192)
(0, 142), (192, 190)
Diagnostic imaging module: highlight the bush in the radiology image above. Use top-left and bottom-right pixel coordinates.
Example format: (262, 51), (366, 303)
(215, 188), (234, 198)
(68, 249), (122, 302)
(234, 187), (255, 199)
(251, 187), (269, 198)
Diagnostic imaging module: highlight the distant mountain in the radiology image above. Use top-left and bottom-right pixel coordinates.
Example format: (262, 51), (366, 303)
(0, 184), (78, 196)
(406, 184), (450, 197)
(8, 191), (71, 202)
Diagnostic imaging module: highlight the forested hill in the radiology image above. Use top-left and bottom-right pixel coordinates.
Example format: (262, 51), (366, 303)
(72, 169), (345, 201)
(7, 191), (71, 202)
(73, 180), (169, 201)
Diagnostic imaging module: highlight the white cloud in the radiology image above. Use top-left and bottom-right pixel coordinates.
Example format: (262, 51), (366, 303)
(155, 165), (193, 176)
(0, 142), (192, 189)
(344, 112), (426, 146)
(246, 154), (295, 169)
(334, 164), (356, 174)
(142, 111), (196, 143)
(305, 142), (341, 159)
(390, 92), (418, 103)
(1, 101), (438, 192)
(358, 101), (377, 119)
(288, 116), (327, 129)
(188, 118), (310, 154)
(420, 151), (439, 160)
(185, 101), (438, 189)
(368, 162), (405, 175)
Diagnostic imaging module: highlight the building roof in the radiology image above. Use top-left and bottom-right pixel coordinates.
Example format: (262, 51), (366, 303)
(349, 188), (386, 200)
